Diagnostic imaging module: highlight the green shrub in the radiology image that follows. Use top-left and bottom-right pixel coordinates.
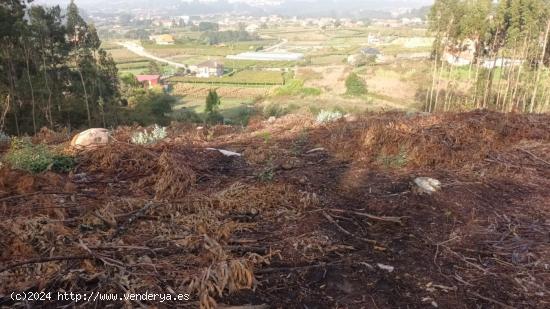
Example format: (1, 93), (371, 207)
(232, 105), (254, 126)
(345, 73), (367, 96)
(263, 103), (287, 118)
(171, 108), (202, 123)
(205, 89), (221, 114)
(204, 111), (224, 125)
(4, 138), (76, 173)
(203, 90), (224, 124)
(124, 91), (174, 126)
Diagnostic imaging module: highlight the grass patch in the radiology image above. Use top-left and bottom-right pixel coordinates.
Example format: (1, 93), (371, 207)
(274, 79), (321, 96)
(377, 147), (408, 169)
(3, 139), (76, 173)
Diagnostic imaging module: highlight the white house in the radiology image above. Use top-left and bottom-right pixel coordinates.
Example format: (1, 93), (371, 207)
(196, 60), (224, 78)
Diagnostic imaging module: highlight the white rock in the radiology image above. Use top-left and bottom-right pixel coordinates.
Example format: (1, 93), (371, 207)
(414, 177), (441, 194)
(70, 128), (111, 149)
(267, 116), (276, 123)
(306, 147), (326, 154)
(196, 126), (204, 130)
(206, 148), (242, 157)
(377, 263), (395, 272)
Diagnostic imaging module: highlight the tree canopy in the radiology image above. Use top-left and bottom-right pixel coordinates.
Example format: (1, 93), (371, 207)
(0, 0), (120, 134)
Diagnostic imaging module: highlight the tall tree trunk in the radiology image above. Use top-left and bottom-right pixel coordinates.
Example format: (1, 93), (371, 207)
(495, 64), (506, 111)
(529, 20), (550, 113)
(78, 69), (92, 127)
(482, 27), (501, 108)
(434, 59), (446, 112)
(0, 94), (11, 131)
(40, 40), (54, 128)
(510, 33), (530, 111)
(472, 58), (481, 108)
(426, 47), (439, 113)
(444, 62), (455, 111)
(428, 55), (439, 112)
(543, 87), (550, 113)
(24, 44), (37, 134)
(6, 50), (20, 135)
(502, 44), (520, 112)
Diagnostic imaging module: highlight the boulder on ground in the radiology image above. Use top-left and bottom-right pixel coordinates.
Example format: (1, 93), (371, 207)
(70, 128), (111, 149)
(413, 177), (441, 195)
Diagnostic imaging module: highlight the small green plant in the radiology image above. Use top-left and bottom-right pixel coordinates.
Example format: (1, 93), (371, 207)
(131, 124), (167, 145)
(4, 138), (76, 173)
(292, 130), (308, 155)
(263, 103), (287, 118)
(316, 110), (343, 124)
(377, 147), (408, 169)
(258, 160), (275, 182)
(260, 131), (271, 144)
(345, 73), (367, 96)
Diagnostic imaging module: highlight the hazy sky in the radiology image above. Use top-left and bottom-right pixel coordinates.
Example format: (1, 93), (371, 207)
(33, 0), (434, 18)
(35, 0), (434, 9)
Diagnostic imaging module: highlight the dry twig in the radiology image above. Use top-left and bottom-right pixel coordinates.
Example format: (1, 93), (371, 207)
(327, 208), (404, 224)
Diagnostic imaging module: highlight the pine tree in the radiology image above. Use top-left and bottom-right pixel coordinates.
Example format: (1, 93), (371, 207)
(205, 89), (221, 114)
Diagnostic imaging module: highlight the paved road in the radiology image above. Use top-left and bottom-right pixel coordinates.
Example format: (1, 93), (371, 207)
(118, 42), (188, 69)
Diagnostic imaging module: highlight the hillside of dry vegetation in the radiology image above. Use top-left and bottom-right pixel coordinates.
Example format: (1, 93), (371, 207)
(1, 111), (549, 308)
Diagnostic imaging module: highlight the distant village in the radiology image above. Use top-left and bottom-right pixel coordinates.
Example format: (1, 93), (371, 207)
(91, 11), (427, 36)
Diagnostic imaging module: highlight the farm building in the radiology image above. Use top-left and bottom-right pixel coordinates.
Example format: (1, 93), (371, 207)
(136, 75), (160, 88)
(196, 60), (224, 78)
(358, 48), (385, 63)
(227, 52), (304, 61)
(150, 34), (175, 45)
(361, 47), (381, 56)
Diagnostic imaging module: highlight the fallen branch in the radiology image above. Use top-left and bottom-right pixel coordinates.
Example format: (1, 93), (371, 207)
(322, 211), (377, 244)
(0, 255), (91, 273)
(256, 261), (343, 274)
(518, 148), (550, 166)
(467, 291), (515, 309)
(327, 208), (404, 224)
(0, 191), (82, 203)
(111, 201), (155, 240)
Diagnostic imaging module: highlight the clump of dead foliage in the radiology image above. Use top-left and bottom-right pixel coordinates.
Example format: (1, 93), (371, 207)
(316, 111), (550, 169)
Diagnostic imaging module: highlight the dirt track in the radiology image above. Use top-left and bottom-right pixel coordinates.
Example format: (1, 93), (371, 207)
(1, 111), (549, 308)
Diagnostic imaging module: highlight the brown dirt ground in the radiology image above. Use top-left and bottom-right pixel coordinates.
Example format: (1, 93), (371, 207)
(0, 111), (549, 309)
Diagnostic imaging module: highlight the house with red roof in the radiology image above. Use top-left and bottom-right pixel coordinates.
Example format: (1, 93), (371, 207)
(136, 75), (160, 88)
